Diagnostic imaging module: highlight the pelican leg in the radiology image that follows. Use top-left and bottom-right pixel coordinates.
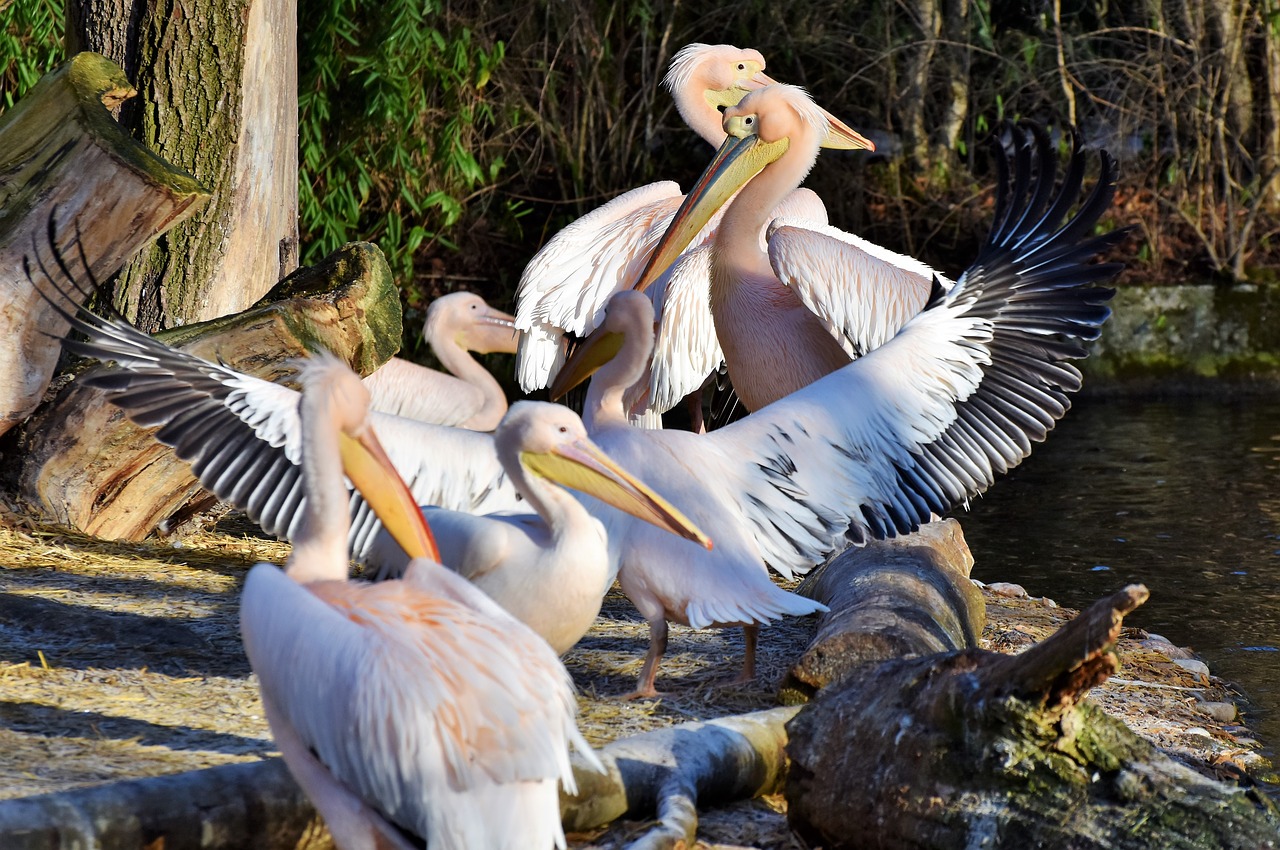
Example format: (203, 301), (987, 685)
(731, 624), (758, 684)
(624, 618), (669, 700)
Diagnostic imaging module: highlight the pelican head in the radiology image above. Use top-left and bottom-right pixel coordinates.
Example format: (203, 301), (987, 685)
(424, 291), (518, 356)
(635, 84), (873, 292)
(664, 43), (875, 153)
(301, 354), (441, 562)
(549, 291), (652, 400)
(498, 400), (712, 550)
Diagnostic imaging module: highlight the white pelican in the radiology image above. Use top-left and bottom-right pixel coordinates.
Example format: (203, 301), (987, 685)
(363, 399), (713, 654)
(551, 121), (1124, 696)
(514, 43), (874, 419)
(240, 352), (600, 850)
(363, 290), (517, 430)
(630, 84), (944, 412)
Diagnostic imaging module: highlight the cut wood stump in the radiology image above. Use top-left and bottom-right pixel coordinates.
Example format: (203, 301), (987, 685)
(0, 52), (209, 440)
(781, 518), (985, 701)
(9, 242), (402, 541)
(785, 584), (1280, 849)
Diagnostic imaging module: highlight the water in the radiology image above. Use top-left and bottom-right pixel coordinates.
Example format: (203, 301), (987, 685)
(957, 395), (1280, 755)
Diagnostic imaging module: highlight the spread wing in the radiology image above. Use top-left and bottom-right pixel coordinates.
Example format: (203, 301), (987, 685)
(708, 124), (1124, 578)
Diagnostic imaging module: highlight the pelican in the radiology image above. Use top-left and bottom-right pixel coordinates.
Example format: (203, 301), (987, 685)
(363, 399), (712, 654)
(630, 83), (945, 412)
(363, 291), (517, 431)
(551, 121), (1125, 696)
(514, 43), (874, 419)
(240, 352), (599, 850)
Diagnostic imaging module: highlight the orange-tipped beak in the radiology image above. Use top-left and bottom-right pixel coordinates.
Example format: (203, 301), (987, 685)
(339, 427), (440, 562)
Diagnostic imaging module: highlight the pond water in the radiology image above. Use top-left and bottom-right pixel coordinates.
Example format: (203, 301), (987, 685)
(957, 394), (1280, 760)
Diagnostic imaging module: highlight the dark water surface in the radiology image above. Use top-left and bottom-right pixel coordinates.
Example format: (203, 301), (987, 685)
(957, 395), (1280, 756)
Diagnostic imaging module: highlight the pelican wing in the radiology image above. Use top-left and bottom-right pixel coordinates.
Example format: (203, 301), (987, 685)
(241, 562), (593, 847)
(363, 358), (481, 428)
(768, 219), (940, 359)
(515, 182), (684, 392)
(47, 301), (519, 553)
(710, 125), (1124, 577)
(647, 246), (723, 413)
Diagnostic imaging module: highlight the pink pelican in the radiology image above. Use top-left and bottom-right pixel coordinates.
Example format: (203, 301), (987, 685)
(238, 352), (601, 850)
(550, 121), (1124, 696)
(630, 84), (947, 412)
(514, 43), (873, 421)
(363, 290), (517, 431)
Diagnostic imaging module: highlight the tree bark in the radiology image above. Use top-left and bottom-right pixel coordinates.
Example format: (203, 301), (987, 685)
(65, 0), (300, 330)
(0, 52), (208, 440)
(781, 518), (985, 701)
(11, 242), (402, 542)
(785, 585), (1280, 849)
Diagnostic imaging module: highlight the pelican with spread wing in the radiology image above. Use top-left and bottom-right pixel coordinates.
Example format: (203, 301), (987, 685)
(551, 121), (1124, 696)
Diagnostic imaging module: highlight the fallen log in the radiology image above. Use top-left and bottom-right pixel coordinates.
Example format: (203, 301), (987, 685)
(782, 518), (985, 701)
(0, 52), (209, 439)
(10, 242), (402, 541)
(785, 584), (1280, 849)
(0, 758), (331, 850)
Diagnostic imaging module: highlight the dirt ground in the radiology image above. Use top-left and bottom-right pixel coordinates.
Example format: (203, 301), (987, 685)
(0, 511), (1271, 849)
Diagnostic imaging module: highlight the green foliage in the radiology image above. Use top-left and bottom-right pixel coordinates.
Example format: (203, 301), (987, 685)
(0, 0), (64, 109)
(296, 0), (509, 290)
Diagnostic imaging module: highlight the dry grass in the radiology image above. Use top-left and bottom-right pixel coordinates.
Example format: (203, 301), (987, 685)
(0, 512), (1268, 848)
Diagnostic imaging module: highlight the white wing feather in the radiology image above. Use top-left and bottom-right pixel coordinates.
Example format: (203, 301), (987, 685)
(768, 219), (941, 358)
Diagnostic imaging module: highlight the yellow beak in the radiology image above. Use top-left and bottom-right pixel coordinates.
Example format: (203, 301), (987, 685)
(745, 72), (877, 152)
(338, 428), (441, 562)
(521, 440), (712, 550)
(632, 130), (789, 293)
(548, 329), (626, 400)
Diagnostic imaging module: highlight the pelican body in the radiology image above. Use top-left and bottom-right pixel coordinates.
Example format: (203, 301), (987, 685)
(632, 84), (937, 412)
(233, 354), (600, 850)
(365, 400), (712, 654)
(364, 291), (517, 430)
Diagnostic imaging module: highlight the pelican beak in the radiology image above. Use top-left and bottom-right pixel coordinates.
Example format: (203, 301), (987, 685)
(339, 427), (441, 562)
(521, 440), (713, 550)
(548, 329), (625, 400)
(633, 130), (788, 292)
(744, 72), (876, 152)
(472, 305), (519, 355)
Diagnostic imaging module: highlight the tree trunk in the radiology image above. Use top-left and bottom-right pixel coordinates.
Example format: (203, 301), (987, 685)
(785, 585), (1280, 849)
(11, 242), (401, 541)
(65, 0), (299, 330)
(0, 52), (208, 440)
(899, 0), (941, 173)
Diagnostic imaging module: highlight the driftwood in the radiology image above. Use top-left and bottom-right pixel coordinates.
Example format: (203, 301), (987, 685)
(0, 758), (331, 850)
(10, 242), (402, 541)
(0, 52), (209, 439)
(785, 584), (1280, 849)
(782, 518), (985, 701)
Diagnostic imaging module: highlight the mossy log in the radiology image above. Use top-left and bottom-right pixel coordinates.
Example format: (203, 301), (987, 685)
(12, 242), (402, 541)
(0, 52), (209, 440)
(785, 584), (1280, 849)
(781, 518), (986, 701)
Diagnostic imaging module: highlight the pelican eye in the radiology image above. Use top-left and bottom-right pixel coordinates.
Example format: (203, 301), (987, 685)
(744, 116), (754, 125)
(736, 63), (745, 70)
(558, 426), (568, 433)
